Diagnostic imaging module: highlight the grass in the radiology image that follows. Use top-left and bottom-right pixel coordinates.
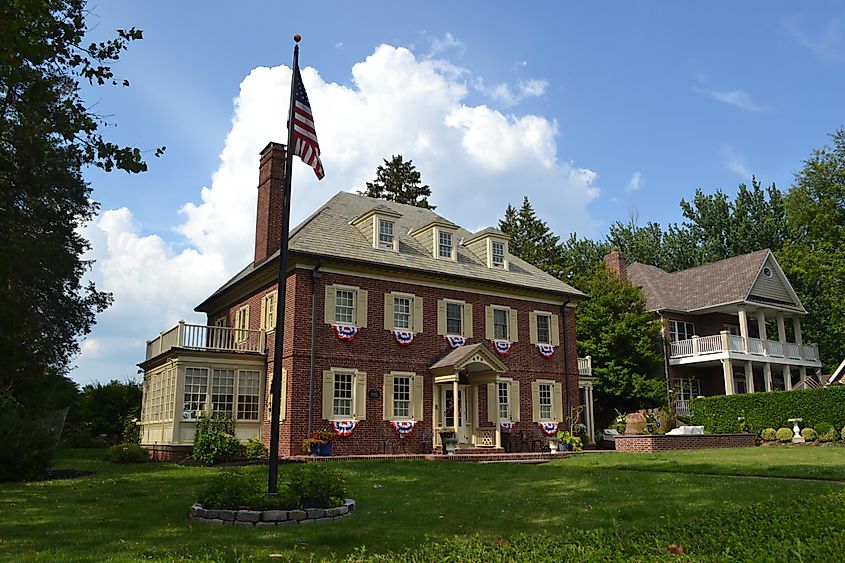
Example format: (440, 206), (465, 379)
(1, 447), (844, 561)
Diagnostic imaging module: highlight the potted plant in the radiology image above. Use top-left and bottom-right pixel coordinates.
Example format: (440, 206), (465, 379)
(439, 430), (458, 454)
(556, 430), (583, 452)
(301, 429), (334, 456)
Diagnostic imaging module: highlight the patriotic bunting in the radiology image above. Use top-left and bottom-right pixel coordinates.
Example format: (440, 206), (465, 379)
(537, 344), (555, 358)
(391, 420), (416, 435)
(333, 324), (358, 341)
(331, 420), (357, 436)
(500, 421), (515, 432)
(493, 339), (512, 356)
(446, 335), (466, 348)
(393, 330), (415, 346)
(539, 422), (559, 436)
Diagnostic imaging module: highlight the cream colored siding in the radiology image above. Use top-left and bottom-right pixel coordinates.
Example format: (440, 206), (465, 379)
(749, 257), (796, 304)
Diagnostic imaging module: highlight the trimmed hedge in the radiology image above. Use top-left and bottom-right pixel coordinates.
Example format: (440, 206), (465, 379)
(690, 386), (845, 433)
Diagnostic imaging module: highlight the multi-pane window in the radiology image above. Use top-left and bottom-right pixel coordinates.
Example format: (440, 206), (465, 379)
(668, 320), (695, 342)
(446, 302), (463, 335)
(498, 382), (510, 420)
(394, 296), (411, 329)
(235, 306), (249, 342)
(211, 369), (235, 414)
(262, 292), (276, 331)
(492, 241), (505, 267)
(335, 289), (355, 323)
(438, 231), (453, 258)
(536, 314), (551, 344)
(538, 383), (552, 420)
(378, 219), (394, 249)
(237, 370), (261, 421)
(393, 376), (411, 418)
(183, 367), (208, 420)
(493, 308), (509, 340)
(676, 378), (701, 402)
(333, 372), (354, 417)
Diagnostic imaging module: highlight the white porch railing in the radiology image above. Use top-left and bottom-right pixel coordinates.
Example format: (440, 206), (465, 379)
(145, 322), (265, 360)
(669, 332), (819, 365)
(676, 400), (690, 417)
(578, 356), (592, 376)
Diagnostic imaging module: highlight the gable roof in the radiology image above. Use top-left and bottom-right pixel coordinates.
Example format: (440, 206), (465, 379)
(199, 192), (585, 310)
(626, 249), (805, 314)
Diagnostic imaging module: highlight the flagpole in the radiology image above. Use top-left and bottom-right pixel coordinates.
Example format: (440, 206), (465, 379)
(268, 34), (300, 495)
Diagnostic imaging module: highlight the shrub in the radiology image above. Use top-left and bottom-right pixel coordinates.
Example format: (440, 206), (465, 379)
(192, 413), (242, 465)
(195, 470), (295, 510)
(801, 428), (817, 441)
(760, 428), (777, 441)
(690, 386), (845, 433)
(841, 426), (845, 441)
(776, 428), (794, 442)
(244, 438), (268, 459)
(818, 425), (837, 443)
(0, 394), (58, 482)
(107, 443), (149, 463)
(287, 463), (348, 508)
(62, 430), (109, 449)
(815, 422), (832, 435)
(120, 412), (141, 444)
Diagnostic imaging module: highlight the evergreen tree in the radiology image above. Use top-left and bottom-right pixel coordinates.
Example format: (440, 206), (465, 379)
(499, 197), (563, 277)
(780, 127), (845, 373)
(362, 155), (435, 209)
(576, 265), (666, 413)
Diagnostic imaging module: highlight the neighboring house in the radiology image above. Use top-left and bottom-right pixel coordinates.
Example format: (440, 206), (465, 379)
(138, 142), (590, 458)
(604, 250), (822, 415)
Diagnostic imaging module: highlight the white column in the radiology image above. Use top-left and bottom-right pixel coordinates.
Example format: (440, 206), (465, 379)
(494, 383), (501, 449)
(722, 358), (735, 395)
(799, 367), (807, 387)
(587, 385), (595, 443)
(764, 363), (773, 392)
(777, 315), (787, 343)
(756, 311), (768, 355)
(745, 361), (755, 393)
(793, 318), (803, 345)
(452, 379), (459, 434)
(783, 366), (792, 391)
(738, 308), (750, 353)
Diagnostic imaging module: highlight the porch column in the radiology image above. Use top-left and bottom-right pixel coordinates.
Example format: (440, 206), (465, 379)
(722, 358), (735, 395)
(452, 379), (459, 432)
(756, 312), (768, 355)
(777, 315), (787, 344)
(783, 365), (792, 391)
(587, 384), (595, 443)
(799, 367), (807, 387)
(764, 363), (773, 392)
(494, 383), (501, 449)
(745, 361), (754, 393)
(793, 318), (804, 360)
(738, 308), (750, 353)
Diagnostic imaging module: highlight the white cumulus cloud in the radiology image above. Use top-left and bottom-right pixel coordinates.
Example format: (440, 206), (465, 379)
(625, 171), (643, 192)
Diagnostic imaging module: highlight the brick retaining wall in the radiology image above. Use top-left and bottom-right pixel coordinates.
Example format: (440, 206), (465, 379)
(614, 433), (755, 453)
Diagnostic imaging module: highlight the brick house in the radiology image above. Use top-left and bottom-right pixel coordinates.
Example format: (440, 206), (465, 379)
(138, 143), (591, 458)
(604, 250), (822, 415)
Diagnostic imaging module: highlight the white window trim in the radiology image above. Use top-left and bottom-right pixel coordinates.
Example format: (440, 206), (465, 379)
(374, 216), (398, 252)
(669, 319), (695, 342)
(537, 381), (553, 422)
(181, 367), (264, 423)
(235, 306), (249, 342)
(487, 238), (509, 270)
(445, 300), (464, 336)
(492, 306), (510, 340)
(261, 290), (278, 332)
(535, 312), (552, 345)
(323, 368), (367, 421)
(434, 226), (456, 261)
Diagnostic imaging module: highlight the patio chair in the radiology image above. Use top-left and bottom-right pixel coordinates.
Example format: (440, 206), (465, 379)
(376, 426), (392, 454)
(528, 427), (545, 452)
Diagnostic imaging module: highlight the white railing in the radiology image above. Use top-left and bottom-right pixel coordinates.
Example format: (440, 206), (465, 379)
(802, 345), (818, 362)
(748, 338), (765, 356)
(729, 335), (745, 352)
(671, 339), (694, 358)
(578, 356), (592, 376)
(668, 332), (820, 365)
(145, 322), (265, 360)
(698, 334), (722, 354)
(786, 342), (801, 359)
(474, 428), (495, 447)
(676, 400), (690, 417)
(767, 340), (784, 358)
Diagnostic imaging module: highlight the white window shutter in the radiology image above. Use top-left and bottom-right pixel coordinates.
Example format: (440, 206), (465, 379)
(511, 380), (520, 422)
(382, 374), (393, 420)
(324, 286), (336, 325)
(529, 312), (538, 345)
(553, 381), (563, 422)
(531, 380), (540, 422)
(413, 374), (424, 421)
(485, 306), (494, 340)
(357, 290), (368, 328)
(509, 309), (518, 342)
(437, 300), (446, 336)
(464, 303), (473, 338)
(321, 370), (334, 420)
(413, 297), (423, 333)
(383, 293), (394, 331)
(487, 383), (497, 422)
(355, 371), (367, 420)
(551, 313), (561, 347)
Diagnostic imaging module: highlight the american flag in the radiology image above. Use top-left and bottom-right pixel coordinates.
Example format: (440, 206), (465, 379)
(804, 376), (822, 389)
(290, 64), (324, 179)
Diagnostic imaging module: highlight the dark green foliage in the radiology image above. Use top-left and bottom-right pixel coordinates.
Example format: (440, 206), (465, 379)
(243, 437), (268, 459)
(776, 428), (794, 442)
(761, 428), (777, 441)
(0, 394), (58, 481)
(361, 155), (434, 208)
(192, 412), (241, 465)
(814, 422), (832, 436)
(287, 463), (348, 509)
(801, 428), (818, 441)
(690, 386), (845, 433)
(779, 127), (845, 373)
(79, 380), (142, 442)
(107, 443), (148, 463)
(499, 197), (563, 278)
(576, 265), (665, 412)
(817, 425), (837, 443)
(63, 432), (109, 448)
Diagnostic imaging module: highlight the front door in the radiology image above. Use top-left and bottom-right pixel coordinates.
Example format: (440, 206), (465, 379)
(442, 386), (470, 444)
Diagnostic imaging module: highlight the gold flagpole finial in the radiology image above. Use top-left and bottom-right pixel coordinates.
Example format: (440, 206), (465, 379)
(293, 34), (301, 43)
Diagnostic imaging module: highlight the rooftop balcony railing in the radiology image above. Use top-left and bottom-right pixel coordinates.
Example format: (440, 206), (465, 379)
(578, 356), (592, 376)
(145, 322), (266, 360)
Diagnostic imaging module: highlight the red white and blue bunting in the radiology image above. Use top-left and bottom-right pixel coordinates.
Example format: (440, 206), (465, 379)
(446, 335), (466, 348)
(391, 420), (416, 435)
(331, 420), (358, 436)
(537, 344), (555, 358)
(493, 339), (512, 357)
(539, 422), (559, 436)
(500, 421), (515, 432)
(393, 330), (415, 346)
(333, 324), (358, 341)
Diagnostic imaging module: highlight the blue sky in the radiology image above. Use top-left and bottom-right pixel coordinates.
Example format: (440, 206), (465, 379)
(73, 1), (845, 386)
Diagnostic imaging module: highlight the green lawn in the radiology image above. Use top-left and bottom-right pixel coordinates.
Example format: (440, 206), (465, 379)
(1, 447), (844, 562)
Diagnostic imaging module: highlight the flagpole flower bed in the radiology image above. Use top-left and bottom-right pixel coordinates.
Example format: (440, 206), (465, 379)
(189, 499), (355, 526)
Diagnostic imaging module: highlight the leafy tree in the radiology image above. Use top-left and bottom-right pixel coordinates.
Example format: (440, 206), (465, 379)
(558, 234), (610, 287)
(780, 127), (845, 373)
(576, 265), (665, 413)
(79, 379), (142, 442)
(499, 197), (563, 277)
(0, 0), (162, 406)
(362, 155), (435, 208)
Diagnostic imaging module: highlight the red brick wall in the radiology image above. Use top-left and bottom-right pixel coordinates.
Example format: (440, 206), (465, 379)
(209, 267), (579, 456)
(253, 143), (286, 266)
(614, 433), (755, 452)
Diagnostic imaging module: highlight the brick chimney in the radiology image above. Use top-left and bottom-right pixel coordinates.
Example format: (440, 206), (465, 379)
(604, 250), (627, 279)
(254, 142), (287, 265)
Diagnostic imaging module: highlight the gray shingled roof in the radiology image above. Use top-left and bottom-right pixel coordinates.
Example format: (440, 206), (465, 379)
(627, 248), (798, 313)
(200, 192), (585, 309)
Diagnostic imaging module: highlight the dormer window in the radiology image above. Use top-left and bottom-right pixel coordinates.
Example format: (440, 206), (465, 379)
(378, 219), (395, 250)
(492, 241), (505, 268)
(438, 231), (453, 259)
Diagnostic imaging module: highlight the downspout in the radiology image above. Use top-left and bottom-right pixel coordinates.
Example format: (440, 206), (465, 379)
(308, 265), (322, 434)
(561, 300), (572, 430)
